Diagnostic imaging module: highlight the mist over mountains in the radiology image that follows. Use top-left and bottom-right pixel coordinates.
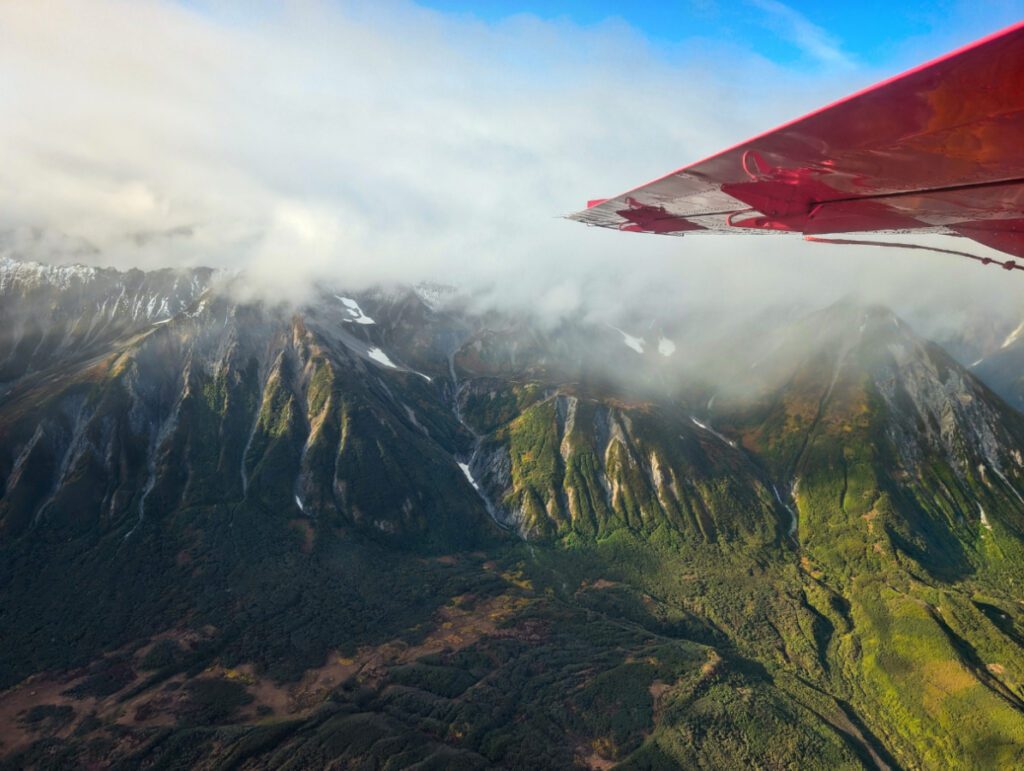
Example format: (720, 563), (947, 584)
(4, 254), (1024, 768)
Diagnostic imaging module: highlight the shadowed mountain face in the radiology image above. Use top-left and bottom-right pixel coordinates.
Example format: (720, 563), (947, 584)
(973, 320), (1024, 415)
(4, 258), (1024, 769)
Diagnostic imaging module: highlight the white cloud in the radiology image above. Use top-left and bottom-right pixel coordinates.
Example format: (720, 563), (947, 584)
(747, 0), (854, 68)
(0, 0), (1018, 324)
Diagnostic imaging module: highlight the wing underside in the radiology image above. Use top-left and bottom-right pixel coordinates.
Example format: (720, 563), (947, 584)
(571, 22), (1024, 260)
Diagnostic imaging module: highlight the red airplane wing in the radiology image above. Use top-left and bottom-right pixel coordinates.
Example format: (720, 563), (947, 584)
(570, 21), (1024, 263)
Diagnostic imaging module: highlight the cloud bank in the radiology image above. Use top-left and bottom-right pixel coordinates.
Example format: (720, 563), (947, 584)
(0, 0), (1020, 325)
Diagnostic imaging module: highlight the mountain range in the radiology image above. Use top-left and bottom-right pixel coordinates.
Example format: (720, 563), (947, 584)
(3, 255), (1024, 769)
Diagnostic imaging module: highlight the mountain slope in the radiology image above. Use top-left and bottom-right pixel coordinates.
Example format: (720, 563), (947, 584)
(712, 303), (1024, 767)
(5, 259), (1024, 768)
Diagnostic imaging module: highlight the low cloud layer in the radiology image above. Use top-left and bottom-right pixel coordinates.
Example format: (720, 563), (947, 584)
(0, 0), (1021, 326)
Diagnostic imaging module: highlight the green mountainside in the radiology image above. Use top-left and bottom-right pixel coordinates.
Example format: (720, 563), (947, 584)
(4, 259), (1024, 768)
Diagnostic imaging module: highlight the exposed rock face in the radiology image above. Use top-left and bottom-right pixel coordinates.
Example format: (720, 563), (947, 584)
(0, 272), (490, 549)
(4, 262), (1024, 553)
(0, 257), (788, 548)
(467, 392), (780, 542)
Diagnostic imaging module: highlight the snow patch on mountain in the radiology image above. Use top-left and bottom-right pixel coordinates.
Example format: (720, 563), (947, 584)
(1001, 320), (1024, 350)
(458, 462), (480, 490)
(336, 295), (375, 325)
(690, 416), (737, 448)
(607, 324), (645, 354)
(367, 347), (397, 368)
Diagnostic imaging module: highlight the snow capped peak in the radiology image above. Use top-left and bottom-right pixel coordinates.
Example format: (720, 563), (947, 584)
(0, 255), (98, 291)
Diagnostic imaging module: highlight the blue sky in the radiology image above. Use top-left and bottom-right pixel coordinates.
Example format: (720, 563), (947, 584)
(420, 0), (1023, 72)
